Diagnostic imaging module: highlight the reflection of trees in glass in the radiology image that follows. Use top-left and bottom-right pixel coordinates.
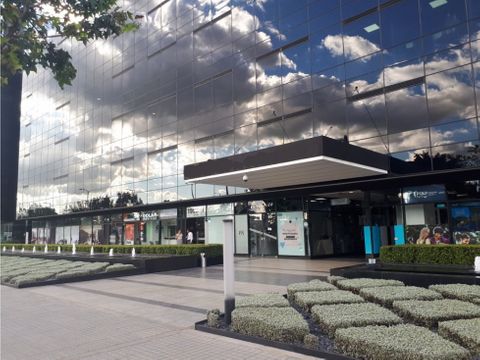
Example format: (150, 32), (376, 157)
(409, 145), (480, 170)
(114, 191), (143, 208)
(18, 204), (57, 218)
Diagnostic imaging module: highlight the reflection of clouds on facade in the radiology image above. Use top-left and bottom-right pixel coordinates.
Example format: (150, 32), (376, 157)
(17, 1), (479, 215)
(322, 34), (381, 61)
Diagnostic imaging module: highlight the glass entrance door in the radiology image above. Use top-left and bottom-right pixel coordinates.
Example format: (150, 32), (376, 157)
(249, 213), (277, 256)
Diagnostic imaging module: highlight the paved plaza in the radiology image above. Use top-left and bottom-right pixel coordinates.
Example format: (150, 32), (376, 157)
(1, 257), (361, 360)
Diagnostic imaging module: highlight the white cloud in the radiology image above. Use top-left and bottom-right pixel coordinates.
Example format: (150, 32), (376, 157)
(322, 34), (381, 61)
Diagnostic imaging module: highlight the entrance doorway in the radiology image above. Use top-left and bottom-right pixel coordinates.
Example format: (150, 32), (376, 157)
(186, 217), (205, 244)
(249, 213), (277, 256)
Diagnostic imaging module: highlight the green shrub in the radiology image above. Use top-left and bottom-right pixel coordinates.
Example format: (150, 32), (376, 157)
(1, 244), (223, 257)
(207, 309), (221, 328)
(105, 264), (136, 272)
(326, 275), (345, 286)
(392, 299), (480, 328)
(293, 290), (364, 311)
(335, 324), (471, 360)
(359, 286), (443, 308)
(336, 278), (404, 293)
(438, 318), (480, 355)
(236, 293), (289, 308)
(380, 244), (480, 265)
(231, 307), (309, 343)
(311, 302), (402, 337)
(429, 284), (480, 304)
(303, 334), (319, 349)
(286, 281), (336, 299)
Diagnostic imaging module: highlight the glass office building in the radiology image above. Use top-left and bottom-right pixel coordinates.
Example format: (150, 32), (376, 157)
(16, 0), (480, 256)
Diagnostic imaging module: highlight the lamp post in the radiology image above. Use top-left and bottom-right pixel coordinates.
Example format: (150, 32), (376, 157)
(79, 187), (90, 202)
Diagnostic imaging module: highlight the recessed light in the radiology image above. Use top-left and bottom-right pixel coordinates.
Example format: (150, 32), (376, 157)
(364, 24), (380, 33)
(96, 97), (102, 101)
(152, 112), (156, 115)
(429, 0), (447, 9)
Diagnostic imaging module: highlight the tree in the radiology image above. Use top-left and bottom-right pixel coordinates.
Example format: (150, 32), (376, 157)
(1, 0), (140, 88)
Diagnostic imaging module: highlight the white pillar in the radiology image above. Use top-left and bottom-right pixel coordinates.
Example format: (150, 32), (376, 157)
(223, 217), (235, 324)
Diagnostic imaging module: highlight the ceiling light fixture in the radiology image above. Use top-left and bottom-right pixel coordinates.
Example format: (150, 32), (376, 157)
(429, 0), (447, 9)
(364, 23), (380, 33)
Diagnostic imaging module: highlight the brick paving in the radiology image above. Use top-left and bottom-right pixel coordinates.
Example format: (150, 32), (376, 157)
(1, 257), (361, 360)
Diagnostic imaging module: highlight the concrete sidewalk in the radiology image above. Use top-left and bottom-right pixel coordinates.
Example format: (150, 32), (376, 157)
(1, 257), (361, 360)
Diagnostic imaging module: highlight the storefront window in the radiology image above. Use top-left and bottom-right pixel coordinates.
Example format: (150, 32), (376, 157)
(80, 217), (93, 244)
(159, 208), (177, 245)
(451, 202), (480, 244)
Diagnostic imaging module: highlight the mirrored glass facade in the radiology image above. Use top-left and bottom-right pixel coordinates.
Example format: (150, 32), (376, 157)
(17, 0), (479, 217)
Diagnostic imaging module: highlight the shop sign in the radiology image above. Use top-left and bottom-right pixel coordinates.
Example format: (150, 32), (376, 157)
(277, 211), (305, 256)
(142, 211), (159, 221)
(124, 212), (140, 221)
(403, 185), (446, 204)
(187, 206), (206, 218)
(159, 208), (177, 219)
(331, 198), (351, 206)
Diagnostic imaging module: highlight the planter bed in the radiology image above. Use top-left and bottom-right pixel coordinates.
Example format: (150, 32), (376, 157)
(438, 318), (480, 355)
(294, 290), (365, 311)
(392, 299), (480, 328)
(311, 302), (403, 337)
(359, 286), (443, 308)
(335, 324), (471, 360)
(236, 293), (289, 308)
(231, 306), (309, 343)
(336, 278), (404, 293)
(287, 280), (336, 299)
(429, 284), (480, 304)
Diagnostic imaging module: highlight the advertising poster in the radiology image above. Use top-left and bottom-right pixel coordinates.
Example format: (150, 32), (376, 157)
(277, 211), (305, 256)
(125, 224), (135, 245)
(406, 224), (450, 244)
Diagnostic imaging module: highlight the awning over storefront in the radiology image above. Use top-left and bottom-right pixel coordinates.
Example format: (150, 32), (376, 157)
(184, 136), (389, 189)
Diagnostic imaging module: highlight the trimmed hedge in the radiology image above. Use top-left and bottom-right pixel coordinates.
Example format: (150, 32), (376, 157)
(335, 324), (471, 360)
(293, 290), (365, 311)
(380, 244), (480, 265)
(236, 293), (289, 308)
(1, 243), (223, 257)
(336, 278), (404, 293)
(359, 286), (443, 308)
(231, 307), (309, 343)
(326, 275), (346, 286)
(429, 284), (480, 304)
(438, 318), (480, 355)
(392, 299), (480, 328)
(286, 281), (336, 299)
(311, 302), (402, 337)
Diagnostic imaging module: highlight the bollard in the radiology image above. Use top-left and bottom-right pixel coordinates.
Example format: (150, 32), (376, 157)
(90, 246), (94, 256)
(131, 248), (136, 257)
(200, 252), (206, 268)
(33, 246), (36, 253)
(12, 246), (16, 253)
(2, 246), (5, 252)
(21, 247), (25, 253)
(475, 257), (480, 273)
(44, 244), (48, 253)
(72, 243), (76, 255)
(109, 248), (113, 257)
(57, 246), (61, 254)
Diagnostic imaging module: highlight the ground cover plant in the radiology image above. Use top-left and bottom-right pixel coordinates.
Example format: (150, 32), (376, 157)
(326, 275), (345, 286)
(392, 299), (480, 328)
(359, 285), (443, 307)
(438, 318), (480, 355)
(1, 256), (138, 286)
(293, 290), (364, 311)
(236, 293), (289, 308)
(336, 278), (404, 293)
(231, 307), (309, 343)
(286, 280), (336, 299)
(311, 302), (403, 337)
(429, 284), (480, 304)
(335, 324), (471, 360)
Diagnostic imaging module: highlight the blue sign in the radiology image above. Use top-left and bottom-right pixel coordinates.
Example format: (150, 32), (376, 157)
(402, 185), (446, 204)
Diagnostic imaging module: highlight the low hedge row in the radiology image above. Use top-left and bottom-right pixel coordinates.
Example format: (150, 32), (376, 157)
(380, 244), (480, 265)
(336, 278), (404, 294)
(392, 299), (480, 328)
(293, 290), (365, 311)
(286, 280), (336, 299)
(438, 318), (480, 355)
(359, 286), (443, 308)
(335, 324), (471, 360)
(231, 307), (309, 343)
(311, 302), (402, 337)
(1, 243), (223, 257)
(236, 293), (289, 308)
(429, 284), (480, 304)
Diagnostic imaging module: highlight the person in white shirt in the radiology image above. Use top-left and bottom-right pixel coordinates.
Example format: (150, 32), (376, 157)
(187, 230), (193, 244)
